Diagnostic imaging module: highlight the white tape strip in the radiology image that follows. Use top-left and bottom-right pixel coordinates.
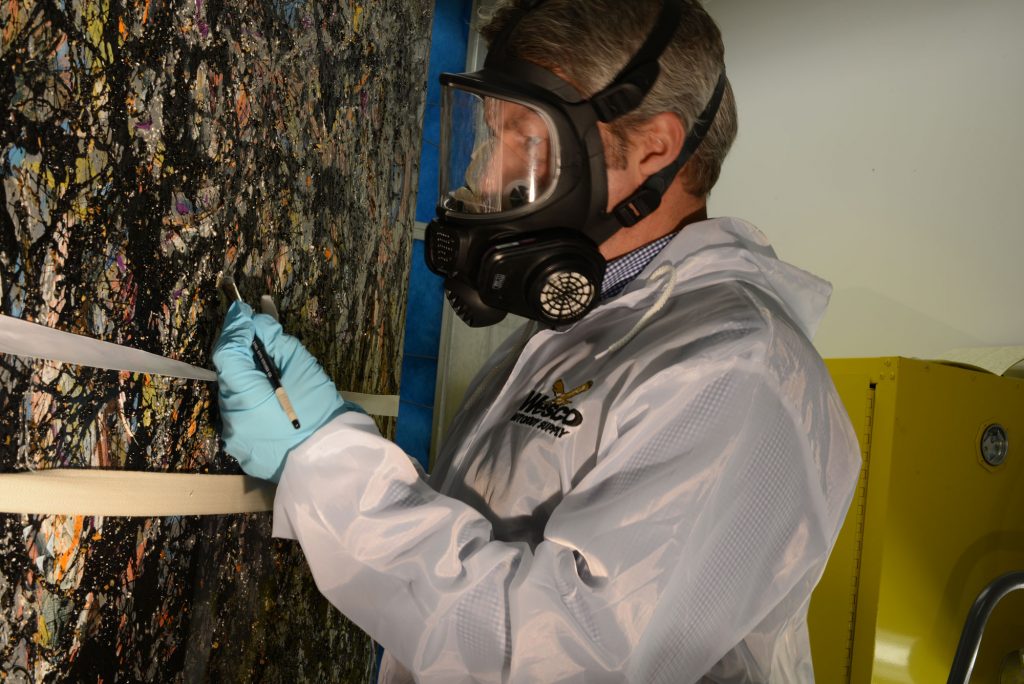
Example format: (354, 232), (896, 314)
(0, 314), (217, 381)
(0, 314), (402, 417)
(0, 315), (404, 518)
(341, 391), (400, 417)
(0, 469), (276, 516)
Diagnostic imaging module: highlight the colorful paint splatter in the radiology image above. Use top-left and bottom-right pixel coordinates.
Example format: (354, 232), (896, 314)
(0, 0), (432, 678)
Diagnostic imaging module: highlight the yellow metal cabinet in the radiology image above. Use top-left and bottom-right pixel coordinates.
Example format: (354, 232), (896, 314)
(809, 358), (1024, 683)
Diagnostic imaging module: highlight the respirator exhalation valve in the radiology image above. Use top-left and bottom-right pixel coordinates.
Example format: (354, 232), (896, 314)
(429, 226), (460, 274)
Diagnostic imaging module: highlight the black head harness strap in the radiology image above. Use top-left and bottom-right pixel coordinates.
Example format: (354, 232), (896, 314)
(486, 0), (545, 62)
(590, 0), (683, 123)
(608, 72), (727, 229)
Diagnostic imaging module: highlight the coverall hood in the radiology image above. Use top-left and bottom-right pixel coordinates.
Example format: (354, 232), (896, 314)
(605, 216), (832, 342)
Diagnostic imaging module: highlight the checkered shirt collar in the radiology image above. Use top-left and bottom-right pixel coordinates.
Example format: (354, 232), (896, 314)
(600, 232), (676, 300)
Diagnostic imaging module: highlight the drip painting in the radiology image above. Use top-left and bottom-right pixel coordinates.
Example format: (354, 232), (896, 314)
(0, 0), (433, 679)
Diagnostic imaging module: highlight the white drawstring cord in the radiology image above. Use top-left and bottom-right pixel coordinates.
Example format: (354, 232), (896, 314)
(597, 263), (677, 359)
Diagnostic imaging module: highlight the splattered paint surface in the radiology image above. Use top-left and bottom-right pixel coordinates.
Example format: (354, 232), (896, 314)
(0, 514), (378, 682)
(0, 0), (432, 679)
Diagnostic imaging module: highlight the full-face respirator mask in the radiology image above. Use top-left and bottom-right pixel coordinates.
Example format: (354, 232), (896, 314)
(425, 0), (726, 327)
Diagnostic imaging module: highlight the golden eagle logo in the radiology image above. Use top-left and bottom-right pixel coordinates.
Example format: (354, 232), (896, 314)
(551, 379), (593, 406)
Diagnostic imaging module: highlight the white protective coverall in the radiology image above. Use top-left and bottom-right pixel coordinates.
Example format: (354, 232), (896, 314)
(272, 217), (862, 683)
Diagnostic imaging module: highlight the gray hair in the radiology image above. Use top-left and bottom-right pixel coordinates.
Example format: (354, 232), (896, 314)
(480, 0), (738, 197)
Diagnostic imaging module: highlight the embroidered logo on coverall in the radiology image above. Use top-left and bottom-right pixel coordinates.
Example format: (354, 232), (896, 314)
(510, 379), (592, 438)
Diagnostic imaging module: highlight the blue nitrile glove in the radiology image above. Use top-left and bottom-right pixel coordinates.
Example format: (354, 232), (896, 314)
(212, 301), (357, 482)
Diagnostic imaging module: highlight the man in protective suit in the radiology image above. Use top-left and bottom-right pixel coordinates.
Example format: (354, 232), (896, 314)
(213, 0), (861, 681)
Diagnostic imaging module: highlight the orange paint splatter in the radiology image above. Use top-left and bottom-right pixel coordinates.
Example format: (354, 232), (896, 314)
(55, 516), (85, 581)
(235, 86), (251, 127)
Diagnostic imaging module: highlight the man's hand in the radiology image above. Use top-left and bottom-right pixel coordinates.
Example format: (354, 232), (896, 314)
(212, 301), (353, 482)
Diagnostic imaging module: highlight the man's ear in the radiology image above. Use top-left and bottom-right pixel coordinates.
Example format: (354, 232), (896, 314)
(635, 112), (686, 177)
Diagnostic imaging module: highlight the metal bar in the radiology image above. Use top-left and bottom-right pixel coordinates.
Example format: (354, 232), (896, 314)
(947, 570), (1024, 684)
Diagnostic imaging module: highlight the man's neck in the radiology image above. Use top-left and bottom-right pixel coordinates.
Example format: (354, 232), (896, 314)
(599, 191), (708, 260)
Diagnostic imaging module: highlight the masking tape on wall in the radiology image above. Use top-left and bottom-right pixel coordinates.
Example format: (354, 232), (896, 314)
(0, 470), (276, 515)
(0, 314), (400, 415)
(0, 315), (402, 516)
(0, 313), (218, 381)
(339, 391), (399, 417)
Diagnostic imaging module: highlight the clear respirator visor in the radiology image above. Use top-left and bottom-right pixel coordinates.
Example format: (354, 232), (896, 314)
(439, 86), (559, 216)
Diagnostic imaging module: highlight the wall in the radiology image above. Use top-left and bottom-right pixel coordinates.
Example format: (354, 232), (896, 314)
(0, 0), (432, 679)
(706, 0), (1024, 358)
